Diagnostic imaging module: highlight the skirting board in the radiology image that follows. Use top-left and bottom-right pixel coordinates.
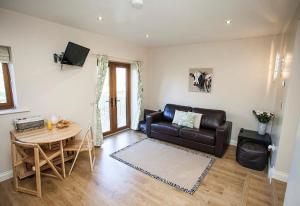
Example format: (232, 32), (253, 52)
(230, 139), (237, 146)
(0, 170), (13, 182)
(272, 170), (288, 182)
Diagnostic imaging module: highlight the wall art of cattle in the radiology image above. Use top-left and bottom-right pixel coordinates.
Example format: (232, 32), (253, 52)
(189, 68), (213, 93)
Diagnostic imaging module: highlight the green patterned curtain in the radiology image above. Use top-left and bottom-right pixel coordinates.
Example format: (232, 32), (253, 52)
(94, 55), (108, 146)
(131, 61), (144, 130)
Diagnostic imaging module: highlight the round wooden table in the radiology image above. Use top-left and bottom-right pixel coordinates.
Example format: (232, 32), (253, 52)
(10, 123), (82, 197)
(11, 123), (82, 179)
(12, 123), (82, 144)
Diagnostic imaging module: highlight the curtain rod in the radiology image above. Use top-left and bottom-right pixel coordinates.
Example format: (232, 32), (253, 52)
(90, 53), (141, 63)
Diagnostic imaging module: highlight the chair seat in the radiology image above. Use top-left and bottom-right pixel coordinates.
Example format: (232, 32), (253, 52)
(64, 139), (89, 152)
(23, 149), (61, 167)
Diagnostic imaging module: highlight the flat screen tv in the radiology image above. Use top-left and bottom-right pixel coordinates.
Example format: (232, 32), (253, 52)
(61, 42), (90, 66)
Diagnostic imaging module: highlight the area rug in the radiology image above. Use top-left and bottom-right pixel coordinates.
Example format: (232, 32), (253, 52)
(110, 138), (215, 194)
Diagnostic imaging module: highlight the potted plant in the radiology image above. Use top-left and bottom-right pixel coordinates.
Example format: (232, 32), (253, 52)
(253, 110), (274, 135)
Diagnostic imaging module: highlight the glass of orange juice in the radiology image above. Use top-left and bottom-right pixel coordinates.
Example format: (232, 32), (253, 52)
(47, 119), (53, 130)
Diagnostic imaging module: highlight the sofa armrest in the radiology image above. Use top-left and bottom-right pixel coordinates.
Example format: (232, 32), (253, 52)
(215, 121), (232, 157)
(146, 111), (164, 137)
(143, 109), (158, 120)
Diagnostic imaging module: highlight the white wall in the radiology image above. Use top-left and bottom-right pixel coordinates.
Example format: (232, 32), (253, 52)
(269, 6), (300, 178)
(275, 19), (300, 174)
(267, 35), (284, 170)
(144, 37), (277, 143)
(0, 9), (148, 174)
(284, 120), (300, 206)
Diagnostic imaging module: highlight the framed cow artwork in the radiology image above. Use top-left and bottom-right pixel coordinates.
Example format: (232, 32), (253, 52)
(189, 68), (213, 93)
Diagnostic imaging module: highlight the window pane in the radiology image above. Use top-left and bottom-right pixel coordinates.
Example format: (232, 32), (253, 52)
(0, 64), (7, 103)
(116, 67), (127, 128)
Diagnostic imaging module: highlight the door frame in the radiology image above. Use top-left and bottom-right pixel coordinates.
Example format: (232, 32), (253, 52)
(103, 61), (131, 136)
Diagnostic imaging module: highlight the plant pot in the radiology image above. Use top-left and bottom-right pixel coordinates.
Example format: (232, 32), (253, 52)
(258, 122), (267, 135)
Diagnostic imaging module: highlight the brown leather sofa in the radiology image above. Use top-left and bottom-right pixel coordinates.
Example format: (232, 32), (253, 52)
(146, 104), (232, 157)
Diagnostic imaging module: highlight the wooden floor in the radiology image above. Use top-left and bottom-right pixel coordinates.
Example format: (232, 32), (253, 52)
(0, 130), (286, 206)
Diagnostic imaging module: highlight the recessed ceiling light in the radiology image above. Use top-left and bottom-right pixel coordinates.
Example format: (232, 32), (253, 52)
(132, 0), (143, 9)
(225, 19), (232, 25)
(98, 16), (103, 21)
(146, 34), (150, 38)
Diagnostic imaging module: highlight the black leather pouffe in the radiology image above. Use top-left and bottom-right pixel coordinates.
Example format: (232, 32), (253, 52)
(236, 142), (268, 171)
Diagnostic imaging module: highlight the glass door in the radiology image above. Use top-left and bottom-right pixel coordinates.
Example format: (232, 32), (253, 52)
(100, 62), (131, 135)
(116, 66), (129, 129)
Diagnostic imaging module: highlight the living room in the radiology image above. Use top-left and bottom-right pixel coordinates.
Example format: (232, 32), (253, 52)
(0, 0), (300, 205)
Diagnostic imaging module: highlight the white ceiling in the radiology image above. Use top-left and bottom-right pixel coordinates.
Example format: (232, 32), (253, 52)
(0, 0), (299, 47)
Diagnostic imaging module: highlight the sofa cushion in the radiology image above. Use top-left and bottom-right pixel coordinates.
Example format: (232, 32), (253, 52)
(188, 112), (203, 129)
(192, 108), (226, 130)
(151, 122), (181, 136)
(172, 110), (186, 125)
(163, 104), (192, 122)
(179, 127), (215, 146)
(178, 112), (195, 128)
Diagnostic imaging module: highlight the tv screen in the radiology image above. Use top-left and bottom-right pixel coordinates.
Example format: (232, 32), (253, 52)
(61, 42), (90, 66)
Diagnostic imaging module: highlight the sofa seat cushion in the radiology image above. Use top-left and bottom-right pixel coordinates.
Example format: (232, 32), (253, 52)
(179, 128), (215, 146)
(151, 122), (181, 136)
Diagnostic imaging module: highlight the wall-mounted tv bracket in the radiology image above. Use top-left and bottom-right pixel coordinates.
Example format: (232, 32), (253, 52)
(53, 52), (64, 69)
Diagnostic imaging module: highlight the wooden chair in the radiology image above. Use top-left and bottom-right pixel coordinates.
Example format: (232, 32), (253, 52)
(64, 125), (96, 175)
(11, 140), (64, 198)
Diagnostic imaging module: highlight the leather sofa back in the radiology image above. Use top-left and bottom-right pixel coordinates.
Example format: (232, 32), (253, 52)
(192, 108), (226, 130)
(163, 104), (192, 121)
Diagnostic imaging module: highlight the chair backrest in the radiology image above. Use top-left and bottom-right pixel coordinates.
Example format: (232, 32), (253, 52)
(12, 140), (37, 159)
(79, 125), (94, 149)
(11, 140), (38, 168)
(12, 140), (37, 149)
(11, 140), (52, 164)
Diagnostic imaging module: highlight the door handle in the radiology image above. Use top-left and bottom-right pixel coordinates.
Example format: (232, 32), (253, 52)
(114, 98), (120, 106)
(105, 98), (114, 107)
(110, 98), (114, 107)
